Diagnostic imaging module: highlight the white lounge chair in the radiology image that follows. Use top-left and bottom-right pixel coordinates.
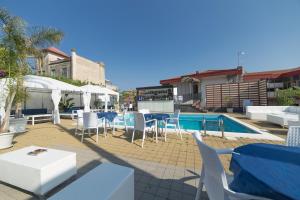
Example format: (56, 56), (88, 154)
(132, 112), (157, 148)
(164, 109), (182, 141)
(286, 126), (300, 147)
(81, 112), (102, 143)
(192, 132), (270, 200)
(267, 113), (299, 127)
(288, 120), (300, 127)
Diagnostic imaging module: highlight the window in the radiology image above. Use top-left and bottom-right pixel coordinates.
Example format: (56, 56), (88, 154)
(62, 68), (68, 77)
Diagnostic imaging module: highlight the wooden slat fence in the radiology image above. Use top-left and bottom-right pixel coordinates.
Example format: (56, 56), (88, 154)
(206, 80), (267, 108)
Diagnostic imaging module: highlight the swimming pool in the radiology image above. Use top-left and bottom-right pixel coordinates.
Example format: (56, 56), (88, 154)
(116, 114), (259, 134)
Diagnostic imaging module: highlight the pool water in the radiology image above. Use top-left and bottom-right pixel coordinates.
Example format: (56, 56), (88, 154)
(116, 114), (258, 134)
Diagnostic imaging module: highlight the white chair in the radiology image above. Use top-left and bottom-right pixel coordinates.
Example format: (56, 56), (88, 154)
(164, 109), (182, 141)
(132, 112), (157, 148)
(75, 110), (83, 135)
(192, 132), (270, 200)
(81, 112), (101, 143)
(113, 111), (129, 134)
(286, 126), (300, 147)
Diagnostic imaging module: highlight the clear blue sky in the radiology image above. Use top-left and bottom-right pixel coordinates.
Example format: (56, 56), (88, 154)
(2, 0), (300, 90)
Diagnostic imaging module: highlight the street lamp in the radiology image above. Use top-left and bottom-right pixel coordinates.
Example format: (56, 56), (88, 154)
(237, 51), (245, 66)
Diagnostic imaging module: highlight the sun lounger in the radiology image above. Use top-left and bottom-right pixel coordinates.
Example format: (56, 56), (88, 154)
(267, 113), (299, 127)
(26, 114), (53, 126)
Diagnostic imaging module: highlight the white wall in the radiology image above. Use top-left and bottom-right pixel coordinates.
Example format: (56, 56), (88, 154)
(24, 91), (83, 113)
(25, 91), (53, 113)
(138, 101), (174, 113)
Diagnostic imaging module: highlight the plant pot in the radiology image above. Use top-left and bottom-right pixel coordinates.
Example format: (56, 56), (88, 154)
(226, 108), (234, 113)
(9, 117), (27, 133)
(0, 132), (14, 149)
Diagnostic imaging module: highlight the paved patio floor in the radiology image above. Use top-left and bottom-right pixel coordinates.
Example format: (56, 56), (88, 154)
(0, 115), (285, 200)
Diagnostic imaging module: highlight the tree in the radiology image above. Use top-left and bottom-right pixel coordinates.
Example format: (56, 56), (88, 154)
(0, 8), (64, 133)
(276, 87), (300, 106)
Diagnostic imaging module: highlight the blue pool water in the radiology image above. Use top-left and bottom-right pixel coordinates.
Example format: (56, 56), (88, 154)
(116, 114), (258, 134)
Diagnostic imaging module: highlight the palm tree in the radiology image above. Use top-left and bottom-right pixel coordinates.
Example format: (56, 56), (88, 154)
(0, 8), (64, 132)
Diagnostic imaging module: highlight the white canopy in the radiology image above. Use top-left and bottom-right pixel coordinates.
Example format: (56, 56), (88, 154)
(23, 75), (83, 124)
(80, 85), (118, 96)
(24, 75), (82, 92)
(80, 85), (119, 112)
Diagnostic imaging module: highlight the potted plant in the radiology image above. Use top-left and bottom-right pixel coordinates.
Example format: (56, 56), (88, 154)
(0, 8), (63, 149)
(94, 99), (103, 109)
(59, 94), (75, 112)
(9, 82), (28, 134)
(224, 96), (234, 113)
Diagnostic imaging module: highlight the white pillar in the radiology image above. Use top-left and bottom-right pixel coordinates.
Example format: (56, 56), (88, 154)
(83, 92), (91, 112)
(51, 90), (62, 124)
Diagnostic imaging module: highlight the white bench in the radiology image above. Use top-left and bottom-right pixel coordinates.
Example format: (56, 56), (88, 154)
(26, 114), (53, 125)
(48, 163), (134, 200)
(0, 146), (76, 196)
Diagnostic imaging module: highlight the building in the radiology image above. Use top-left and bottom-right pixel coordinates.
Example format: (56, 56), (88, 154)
(160, 66), (300, 109)
(36, 47), (106, 86)
(160, 66), (244, 108)
(244, 67), (300, 105)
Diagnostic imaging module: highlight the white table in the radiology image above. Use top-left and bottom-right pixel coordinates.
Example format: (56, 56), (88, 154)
(48, 163), (134, 200)
(0, 146), (76, 196)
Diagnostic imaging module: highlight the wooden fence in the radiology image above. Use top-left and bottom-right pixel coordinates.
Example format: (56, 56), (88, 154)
(206, 80), (267, 108)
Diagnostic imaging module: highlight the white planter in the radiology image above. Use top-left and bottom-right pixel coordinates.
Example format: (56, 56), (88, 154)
(227, 108), (234, 113)
(9, 118), (27, 133)
(0, 132), (14, 149)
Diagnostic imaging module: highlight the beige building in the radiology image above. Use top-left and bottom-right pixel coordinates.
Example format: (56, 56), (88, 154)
(36, 47), (106, 85)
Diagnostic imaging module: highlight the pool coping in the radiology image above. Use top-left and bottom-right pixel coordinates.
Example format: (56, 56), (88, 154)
(114, 113), (284, 141)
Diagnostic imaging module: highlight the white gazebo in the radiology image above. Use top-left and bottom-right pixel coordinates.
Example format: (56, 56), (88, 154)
(0, 75), (119, 125)
(80, 85), (119, 112)
(23, 75), (85, 124)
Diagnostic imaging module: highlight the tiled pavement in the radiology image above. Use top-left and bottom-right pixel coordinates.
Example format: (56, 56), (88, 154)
(0, 116), (285, 200)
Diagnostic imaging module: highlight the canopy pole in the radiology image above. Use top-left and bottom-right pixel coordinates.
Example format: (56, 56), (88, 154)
(105, 94), (108, 112)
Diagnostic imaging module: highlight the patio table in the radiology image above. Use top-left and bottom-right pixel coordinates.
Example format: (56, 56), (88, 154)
(144, 113), (170, 122)
(0, 146), (76, 196)
(97, 112), (118, 122)
(144, 113), (170, 134)
(229, 143), (300, 200)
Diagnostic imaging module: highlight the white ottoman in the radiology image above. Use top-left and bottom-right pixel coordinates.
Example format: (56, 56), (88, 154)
(0, 146), (76, 196)
(49, 163), (134, 200)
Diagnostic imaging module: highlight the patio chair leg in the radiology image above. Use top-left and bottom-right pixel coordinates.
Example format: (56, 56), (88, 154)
(96, 128), (99, 143)
(155, 127), (158, 143)
(81, 129), (84, 143)
(164, 124), (167, 142)
(178, 122), (182, 140)
(132, 130), (135, 143)
(104, 125), (107, 138)
(142, 130), (146, 148)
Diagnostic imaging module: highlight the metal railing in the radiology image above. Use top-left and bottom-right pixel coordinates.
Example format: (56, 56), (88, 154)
(202, 117), (224, 138)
